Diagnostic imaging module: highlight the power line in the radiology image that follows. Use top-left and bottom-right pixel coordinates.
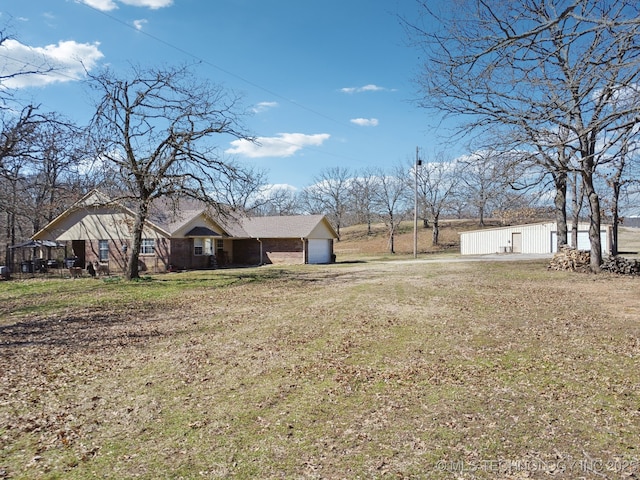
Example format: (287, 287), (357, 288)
(79, 2), (356, 132)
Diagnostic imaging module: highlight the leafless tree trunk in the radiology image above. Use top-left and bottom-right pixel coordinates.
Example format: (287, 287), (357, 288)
(371, 166), (410, 254)
(88, 64), (254, 280)
(351, 168), (378, 235)
(0, 105), (41, 266)
(569, 171), (584, 248)
(415, 156), (461, 246)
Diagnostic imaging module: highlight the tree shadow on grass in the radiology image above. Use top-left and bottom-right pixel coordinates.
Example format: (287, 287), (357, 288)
(0, 310), (166, 350)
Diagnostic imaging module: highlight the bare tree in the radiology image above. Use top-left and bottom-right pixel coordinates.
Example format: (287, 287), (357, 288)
(411, 0), (640, 271)
(301, 166), (352, 237)
(27, 115), (88, 232)
(0, 105), (41, 266)
(600, 131), (640, 255)
(415, 156), (462, 245)
(350, 168), (378, 235)
(516, 125), (577, 247)
(252, 186), (301, 216)
(458, 149), (515, 227)
(88, 64), (253, 280)
(371, 165), (410, 254)
(211, 161), (270, 214)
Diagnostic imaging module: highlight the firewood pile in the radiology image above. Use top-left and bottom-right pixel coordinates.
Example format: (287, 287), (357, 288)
(601, 256), (640, 276)
(549, 246), (640, 275)
(548, 246), (591, 272)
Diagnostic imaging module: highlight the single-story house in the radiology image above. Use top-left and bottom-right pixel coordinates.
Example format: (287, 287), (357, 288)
(32, 190), (338, 273)
(460, 221), (612, 256)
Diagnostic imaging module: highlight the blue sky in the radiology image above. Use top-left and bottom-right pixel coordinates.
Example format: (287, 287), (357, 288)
(0, 0), (448, 190)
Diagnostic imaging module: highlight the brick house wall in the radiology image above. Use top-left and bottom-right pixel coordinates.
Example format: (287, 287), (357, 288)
(170, 238), (192, 269)
(232, 239), (260, 265)
(83, 238), (170, 274)
(83, 239), (128, 272)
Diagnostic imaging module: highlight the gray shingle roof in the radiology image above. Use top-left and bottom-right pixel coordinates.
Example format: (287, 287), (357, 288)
(241, 215), (330, 238)
(146, 196), (335, 239)
(239, 215), (329, 238)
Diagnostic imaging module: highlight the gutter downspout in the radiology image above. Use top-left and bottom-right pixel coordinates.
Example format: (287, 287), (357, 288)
(257, 238), (263, 265)
(301, 237), (307, 264)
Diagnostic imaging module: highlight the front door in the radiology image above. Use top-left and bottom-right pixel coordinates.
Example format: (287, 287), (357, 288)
(71, 240), (86, 267)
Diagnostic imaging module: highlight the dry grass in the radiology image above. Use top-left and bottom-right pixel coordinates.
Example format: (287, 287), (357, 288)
(1, 255), (640, 479)
(335, 220), (471, 260)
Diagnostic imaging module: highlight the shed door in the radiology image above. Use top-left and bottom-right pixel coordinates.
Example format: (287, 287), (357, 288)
(308, 239), (331, 264)
(511, 233), (522, 253)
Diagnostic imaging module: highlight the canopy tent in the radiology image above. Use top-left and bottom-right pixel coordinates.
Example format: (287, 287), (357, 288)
(9, 240), (64, 249)
(7, 240), (67, 271)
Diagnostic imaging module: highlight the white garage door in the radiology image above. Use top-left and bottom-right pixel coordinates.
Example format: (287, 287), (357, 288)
(576, 231), (591, 250)
(308, 239), (332, 264)
(552, 230), (608, 252)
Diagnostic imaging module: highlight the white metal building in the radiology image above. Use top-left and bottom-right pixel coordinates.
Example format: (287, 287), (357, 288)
(460, 221), (611, 255)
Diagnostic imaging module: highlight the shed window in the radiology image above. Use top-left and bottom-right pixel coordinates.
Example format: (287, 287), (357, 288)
(140, 238), (155, 255)
(98, 240), (109, 262)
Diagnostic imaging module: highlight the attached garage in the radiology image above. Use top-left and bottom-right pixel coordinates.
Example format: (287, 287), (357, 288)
(460, 221), (611, 255)
(308, 238), (333, 264)
(241, 215), (338, 265)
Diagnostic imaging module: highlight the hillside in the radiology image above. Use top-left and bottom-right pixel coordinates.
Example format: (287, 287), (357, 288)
(334, 219), (482, 259)
(335, 220), (640, 260)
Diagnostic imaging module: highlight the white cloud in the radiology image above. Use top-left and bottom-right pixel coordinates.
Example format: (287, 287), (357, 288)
(133, 19), (148, 30)
(350, 117), (379, 127)
(0, 39), (104, 89)
(78, 0), (173, 11)
(265, 183), (297, 192)
(79, 0), (118, 11)
(340, 84), (386, 94)
(252, 101), (278, 114)
(226, 133), (330, 158)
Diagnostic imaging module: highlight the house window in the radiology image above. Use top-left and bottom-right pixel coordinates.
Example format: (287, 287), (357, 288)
(140, 238), (155, 255)
(98, 240), (109, 262)
(194, 238), (216, 256)
(194, 238), (215, 256)
(216, 239), (224, 251)
(194, 238), (203, 255)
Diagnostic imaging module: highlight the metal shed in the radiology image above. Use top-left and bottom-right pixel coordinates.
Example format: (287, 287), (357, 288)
(460, 221), (611, 255)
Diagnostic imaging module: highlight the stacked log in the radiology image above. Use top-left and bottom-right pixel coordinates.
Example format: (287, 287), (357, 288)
(601, 256), (640, 276)
(549, 246), (640, 275)
(548, 246), (591, 272)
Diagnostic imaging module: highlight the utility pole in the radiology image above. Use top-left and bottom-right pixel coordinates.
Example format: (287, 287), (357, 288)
(413, 146), (422, 259)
